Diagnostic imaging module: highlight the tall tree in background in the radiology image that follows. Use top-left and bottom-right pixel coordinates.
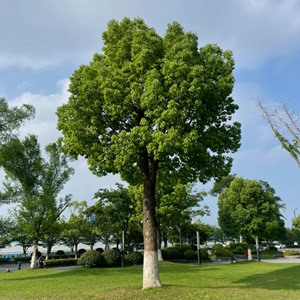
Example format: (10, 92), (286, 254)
(90, 184), (135, 250)
(218, 177), (285, 260)
(56, 17), (241, 288)
(0, 97), (35, 144)
(0, 136), (74, 268)
(257, 99), (300, 167)
(60, 201), (90, 258)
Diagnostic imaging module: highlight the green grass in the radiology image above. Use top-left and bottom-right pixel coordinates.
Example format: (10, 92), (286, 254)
(1, 261), (300, 299)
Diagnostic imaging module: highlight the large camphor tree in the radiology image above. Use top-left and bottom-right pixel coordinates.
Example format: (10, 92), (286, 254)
(56, 17), (241, 288)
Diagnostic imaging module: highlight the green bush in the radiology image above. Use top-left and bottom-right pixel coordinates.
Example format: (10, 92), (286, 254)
(184, 249), (197, 260)
(232, 246), (245, 254)
(102, 249), (120, 267)
(174, 245), (193, 256)
(284, 250), (300, 256)
(77, 250), (104, 268)
(45, 258), (77, 266)
(229, 242), (247, 251)
(211, 244), (224, 255)
(269, 246), (278, 251)
(161, 249), (170, 260)
(200, 248), (209, 260)
(215, 248), (233, 258)
(164, 247), (182, 260)
(12, 256), (31, 262)
(125, 251), (143, 265)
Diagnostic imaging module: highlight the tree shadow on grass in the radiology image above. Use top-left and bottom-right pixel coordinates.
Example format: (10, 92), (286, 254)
(232, 263), (300, 291)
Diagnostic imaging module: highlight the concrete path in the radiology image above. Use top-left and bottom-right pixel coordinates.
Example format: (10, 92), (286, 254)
(0, 262), (78, 273)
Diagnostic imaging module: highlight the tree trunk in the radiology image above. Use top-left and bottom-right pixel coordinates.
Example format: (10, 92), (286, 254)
(247, 242), (253, 261)
(141, 155), (162, 289)
(75, 244), (78, 259)
(90, 244), (94, 250)
(157, 227), (163, 261)
(30, 242), (39, 269)
(162, 230), (168, 248)
(46, 243), (52, 260)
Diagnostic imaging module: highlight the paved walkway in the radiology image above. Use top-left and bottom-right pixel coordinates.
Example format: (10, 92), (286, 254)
(0, 262), (78, 273)
(1, 257), (300, 273)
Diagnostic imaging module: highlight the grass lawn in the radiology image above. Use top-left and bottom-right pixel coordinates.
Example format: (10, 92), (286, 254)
(0, 261), (300, 300)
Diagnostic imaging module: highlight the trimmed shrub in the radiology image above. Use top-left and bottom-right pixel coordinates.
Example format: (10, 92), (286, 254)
(229, 242), (247, 251)
(215, 248), (233, 258)
(174, 245), (193, 256)
(164, 247), (182, 260)
(161, 249), (170, 260)
(125, 251), (143, 265)
(184, 249), (197, 260)
(211, 244), (224, 255)
(284, 250), (300, 256)
(200, 248), (209, 260)
(232, 246), (245, 254)
(46, 258), (77, 266)
(102, 249), (120, 267)
(77, 250), (104, 268)
(269, 246), (278, 251)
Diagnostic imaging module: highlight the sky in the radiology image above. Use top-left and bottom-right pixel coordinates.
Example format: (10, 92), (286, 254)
(0, 0), (299, 231)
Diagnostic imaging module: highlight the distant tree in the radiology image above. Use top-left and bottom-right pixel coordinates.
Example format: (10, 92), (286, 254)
(218, 178), (285, 260)
(90, 184), (135, 250)
(257, 99), (300, 167)
(0, 216), (14, 250)
(210, 174), (236, 196)
(292, 215), (300, 229)
(9, 225), (33, 256)
(204, 225), (229, 244)
(157, 183), (208, 246)
(56, 17), (241, 288)
(60, 201), (90, 259)
(0, 97), (35, 145)
(0, 136), (74, 268)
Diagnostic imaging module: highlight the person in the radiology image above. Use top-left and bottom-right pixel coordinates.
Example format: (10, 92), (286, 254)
(38, 256), (46, 268)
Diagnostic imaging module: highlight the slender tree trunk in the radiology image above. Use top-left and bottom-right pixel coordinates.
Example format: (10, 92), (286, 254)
(162, 230), (168, 248)
(46, 237), (53, 260)
(30, 242), (39, 269)
(90, 244), (94, 250)
(156, 227), (163, 261)
(247, 242), (253, 261)
(141, 155), (162, 289)
(75, 244), (78, 259)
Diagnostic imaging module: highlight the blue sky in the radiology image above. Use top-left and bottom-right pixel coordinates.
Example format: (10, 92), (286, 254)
(0, 0), (299, 228)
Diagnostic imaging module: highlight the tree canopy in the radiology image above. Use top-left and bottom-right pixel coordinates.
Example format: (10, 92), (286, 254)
(0, 97), (35, 144)
(56, 17), (241, 288)
(218, 177), (285, 260)
(0, 135), (74, 268)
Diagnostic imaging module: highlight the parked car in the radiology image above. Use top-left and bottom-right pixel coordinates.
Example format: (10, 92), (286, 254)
(274, 244), (286, 249)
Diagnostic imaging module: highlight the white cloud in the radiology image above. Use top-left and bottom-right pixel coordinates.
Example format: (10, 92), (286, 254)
(1, 0), (300, 70)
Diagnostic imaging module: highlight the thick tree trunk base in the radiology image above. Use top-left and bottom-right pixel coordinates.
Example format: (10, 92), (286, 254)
(143, 251), (162, 289)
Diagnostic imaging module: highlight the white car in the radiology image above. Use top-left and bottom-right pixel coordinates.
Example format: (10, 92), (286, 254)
(274, 244), (286, 249)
